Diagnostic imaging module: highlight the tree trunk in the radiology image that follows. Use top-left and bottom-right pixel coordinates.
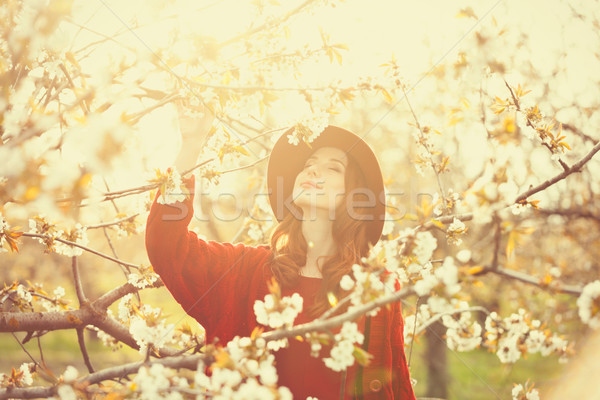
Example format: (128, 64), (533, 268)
(425, 320), (448, 399)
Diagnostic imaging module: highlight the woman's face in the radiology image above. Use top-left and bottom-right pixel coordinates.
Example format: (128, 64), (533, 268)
(292, 146), (348, 218)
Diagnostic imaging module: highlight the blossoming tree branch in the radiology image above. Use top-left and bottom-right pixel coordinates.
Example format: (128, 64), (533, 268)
(1, 0), (600, 399)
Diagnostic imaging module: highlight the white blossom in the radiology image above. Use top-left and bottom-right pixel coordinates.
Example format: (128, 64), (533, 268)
(413, 270), (438, 296)
(512, 384), (524, 398)
(413, 231), (437, 263)
(339, 275), (355, 291)
(62, 366), (78, 383)
(456, 249), (471, 263)
(247, 223), (263, 242)
(286, 133), (300, 145)
(434, 257), (460, 295)
(253, 292), (303, 329)
(381, 218), (395, 236)
(53, 286), (65, 298)
(54, 225), (89, 257)
(323, 321), (364, 372)
(266, 338), (288, 351)
(16, 284), (33, 303)
(443, 312), (482, 352)
(128, 305), (175, 354)
(497, 334), (522, 363)
(446, 217), (467, 245)
(133, 364), (172, 400)
(19, 363), (33, 386)
(128, 268), (159, 289)
(577, 280), (600, 329)
(0, 213), (10, 253)
(57, 385), (77, 400)
(512, 382), (540, 400)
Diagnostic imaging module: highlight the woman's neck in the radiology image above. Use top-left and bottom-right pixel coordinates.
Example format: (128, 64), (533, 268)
(300, 217), (336, 278)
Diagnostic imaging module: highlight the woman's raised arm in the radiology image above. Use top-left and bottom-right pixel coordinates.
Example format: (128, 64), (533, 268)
(144, 177), (272, 343)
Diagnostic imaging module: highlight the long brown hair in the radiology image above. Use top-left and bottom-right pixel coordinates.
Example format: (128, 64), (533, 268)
(269, 154), (372, 316)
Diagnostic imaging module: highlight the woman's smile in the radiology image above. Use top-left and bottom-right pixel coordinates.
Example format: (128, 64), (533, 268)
(299, 180), (324, 190)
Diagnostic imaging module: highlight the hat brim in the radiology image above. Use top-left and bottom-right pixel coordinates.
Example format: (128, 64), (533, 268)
(267, 125), (385, 245)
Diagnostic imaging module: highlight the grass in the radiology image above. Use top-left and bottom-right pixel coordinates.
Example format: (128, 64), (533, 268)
(409, 342), (566, 400)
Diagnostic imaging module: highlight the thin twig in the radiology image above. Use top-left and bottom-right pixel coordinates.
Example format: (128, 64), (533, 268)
(11, 333), (40, 368)
(487, 266), (583, 295)
(77, 328), (95, 373)
(490, 216), (501, 270)
(36, 336), (45, 367)
(72, 257), (88, 306)
(218, 0), (318, 47)
(86, 214), (139, 230)
(400, 82), (447, 210)
(21, 233), (139, 270)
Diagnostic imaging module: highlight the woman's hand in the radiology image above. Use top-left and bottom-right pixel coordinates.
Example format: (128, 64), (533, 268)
(174, 107), (214, 174)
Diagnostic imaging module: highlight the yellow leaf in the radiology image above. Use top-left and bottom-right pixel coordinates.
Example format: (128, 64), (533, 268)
(516, 226), (535, 235)
(233, 145), (250, 157)
(448, 115), (463, 126)
(332, 43), (349, 51)
(430, 219), (445, 229)
(352, 346), (373, 366)
(380, 88), (393, 104)
(327, 292), (338, 307)
(334, 49), (343, 64)
(515, 84), (531, 98)
(456, 7), (477, 19)
(213, 348), (232, 369)
(467, 266), (485, 275)
(25, 186), (40, 201)
(338, 88), (355, 104)
(402, 213), (418, 221)
(506, 231), (516, 258)
(251, 326), (264, 340)
(542, 274), (553, 285)
(221, 70), (232, 85)
(0, 228), (23, 253)
(65, 51), (80, 69)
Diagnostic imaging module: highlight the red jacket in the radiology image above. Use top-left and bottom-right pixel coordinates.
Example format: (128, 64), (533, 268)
(145, 185), (416, 400)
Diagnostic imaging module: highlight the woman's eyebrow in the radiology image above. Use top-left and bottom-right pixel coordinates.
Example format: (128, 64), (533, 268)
(329, 158), (346, 168)
(305, 156), (347, 167)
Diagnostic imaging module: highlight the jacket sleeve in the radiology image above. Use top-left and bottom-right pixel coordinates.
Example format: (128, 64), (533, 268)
(391, 301), (416, 400)
(144, 177), (270, 342)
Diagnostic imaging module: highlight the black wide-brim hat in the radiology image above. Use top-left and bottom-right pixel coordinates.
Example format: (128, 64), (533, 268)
(267, 125), (385, 245)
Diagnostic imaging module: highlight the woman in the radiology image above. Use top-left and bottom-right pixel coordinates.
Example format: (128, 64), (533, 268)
(145, 125), (416, 399)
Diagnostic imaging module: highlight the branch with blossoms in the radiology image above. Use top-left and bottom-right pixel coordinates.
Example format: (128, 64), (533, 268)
(514, 139), (600, 204)
(413, 126), (600, 239)
(0, 354), (205, 400)
(261, 286), (415, 342)
(20, 232), (139, 270)
(491, 82), (571, 170)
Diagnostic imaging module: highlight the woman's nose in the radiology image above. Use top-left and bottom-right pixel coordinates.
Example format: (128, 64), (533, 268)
(306, 164), (320, 177)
